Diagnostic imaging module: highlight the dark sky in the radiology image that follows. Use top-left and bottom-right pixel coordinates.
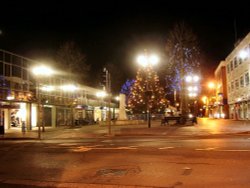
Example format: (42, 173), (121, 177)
(0, 1), (250, 90)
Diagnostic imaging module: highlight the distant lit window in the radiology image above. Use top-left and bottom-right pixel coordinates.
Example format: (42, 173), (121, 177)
(227, 64), (230, 73)
(240, 76), (244, 87)
(239, 57), (242, 64)
(245, 72), (250, 86)
(231, 81), (234, 90)
(230, 60), (233, 71)
(234, 57), (238, 68)
(235, 79), (239, 89)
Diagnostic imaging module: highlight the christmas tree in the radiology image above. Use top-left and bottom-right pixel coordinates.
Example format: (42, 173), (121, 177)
(127, 66), (167, 114)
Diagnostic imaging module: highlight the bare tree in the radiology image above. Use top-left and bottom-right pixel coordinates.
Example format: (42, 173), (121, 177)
(165, 22), (201, 115)
(56, 41), (90, 84)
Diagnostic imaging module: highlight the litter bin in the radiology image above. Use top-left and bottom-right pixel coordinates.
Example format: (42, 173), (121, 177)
(0, 125), (4, 135)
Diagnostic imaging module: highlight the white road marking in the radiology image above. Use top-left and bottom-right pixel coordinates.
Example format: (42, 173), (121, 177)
(195, 147), (216, 151)
(159, 147), (174, 149)
(217, 149), (250, 152)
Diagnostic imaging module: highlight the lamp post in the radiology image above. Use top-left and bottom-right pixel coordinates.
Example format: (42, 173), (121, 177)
(185, 75), (200, 116)
(96, 91), (108, 131)
(32, 65), (54, 139)
(137, 51), (159, 128)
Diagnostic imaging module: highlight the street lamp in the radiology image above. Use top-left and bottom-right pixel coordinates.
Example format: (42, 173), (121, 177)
(31, 65), (54, 139)
(185, 74), (200, 117)
(137, 51), (159, 128)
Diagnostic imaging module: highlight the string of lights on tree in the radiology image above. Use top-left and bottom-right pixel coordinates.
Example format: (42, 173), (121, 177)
(127, 66), (168, 114)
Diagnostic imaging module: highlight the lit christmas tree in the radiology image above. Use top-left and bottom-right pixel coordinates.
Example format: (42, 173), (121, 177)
(127, 66), (167, 114)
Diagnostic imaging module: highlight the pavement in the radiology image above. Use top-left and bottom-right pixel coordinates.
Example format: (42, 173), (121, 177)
(1, 118), (250, 140)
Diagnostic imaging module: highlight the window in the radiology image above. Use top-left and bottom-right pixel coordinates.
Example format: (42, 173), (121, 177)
(234, 57), (238, 68)
(0, 51), (3, 61)
(23, 69), (28, 80)
(240, 76), (244, 87)
(0, 62), (3, 75)
(4, 64), (10, 76)
(235, 79), (239, 89)
(13, 56), (21, 66)
(4, 54), (11, 63)
(239, 57), (242, 64)
(12, 66), (21, 77)
(227, 64), (230, 73)
(230, 60), (233, 71)
(245, 72), (250, 86)
(231, 81), (234, 90)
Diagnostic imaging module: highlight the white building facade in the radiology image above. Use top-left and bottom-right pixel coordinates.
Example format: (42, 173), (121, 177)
(226, 32), (250, 120)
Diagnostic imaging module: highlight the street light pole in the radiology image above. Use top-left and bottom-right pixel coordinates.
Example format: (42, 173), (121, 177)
(32, 65), (54, 139)
(137, 50), (159, 128)
(37, 79), (41, 139)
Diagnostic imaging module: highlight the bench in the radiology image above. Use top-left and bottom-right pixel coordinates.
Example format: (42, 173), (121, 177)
(161, 116), (197, 126)
(161, 116), (181, 126)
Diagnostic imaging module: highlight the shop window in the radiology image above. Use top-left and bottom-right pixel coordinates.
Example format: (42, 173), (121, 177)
(23, 84), (28, 91)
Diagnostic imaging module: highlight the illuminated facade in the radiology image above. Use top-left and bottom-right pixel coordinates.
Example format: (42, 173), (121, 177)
(214, 61), (229, 118)
(0, 49), (118, 131)
(225, 32), (250, 120)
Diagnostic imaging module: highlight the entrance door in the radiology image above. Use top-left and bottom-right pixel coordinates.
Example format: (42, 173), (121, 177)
(44, 107), (52, 126)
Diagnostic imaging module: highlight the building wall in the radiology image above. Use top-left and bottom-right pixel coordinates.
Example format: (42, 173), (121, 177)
(225, 32), (250, 119)
(214, 62), (229, 118)
(0, 49), (118, 130)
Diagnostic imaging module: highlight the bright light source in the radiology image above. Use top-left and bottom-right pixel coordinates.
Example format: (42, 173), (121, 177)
(239, 50), (248, 59)
(208, 82), (215, 89)
(189, 114), (193, 118)
(7, 96), (14, 100)
(221, 113), (225, 118)
(32, 65), (54, 76)
(185, 76), (192, 82)
(193, 75), (199, 82)
(61, 85), (78, 91)
(137, 55), (148, 67)
(41, 85), (54, 92)
(193, 86), (198, 91)
(96, 91), (107, 98)
(137, 53), (159, 67)
(115, 96), (120, 101)
(189, 93), (197, 97)
(202, 96), (207, 103)
(149, 55), (159, 66)
(187, 86), (193, 91)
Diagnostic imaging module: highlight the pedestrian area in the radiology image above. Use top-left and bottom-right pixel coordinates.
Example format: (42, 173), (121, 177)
(0, 118), (250, 140)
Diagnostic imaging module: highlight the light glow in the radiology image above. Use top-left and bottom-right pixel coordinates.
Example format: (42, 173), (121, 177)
(96, 91), (107, 98)
(61, 85), (78, 91)
(239, 50), (248, 59)
(32, 65), (54, 76)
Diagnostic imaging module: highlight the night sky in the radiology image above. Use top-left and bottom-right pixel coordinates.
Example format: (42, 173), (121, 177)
(0, 1), (249, 90)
